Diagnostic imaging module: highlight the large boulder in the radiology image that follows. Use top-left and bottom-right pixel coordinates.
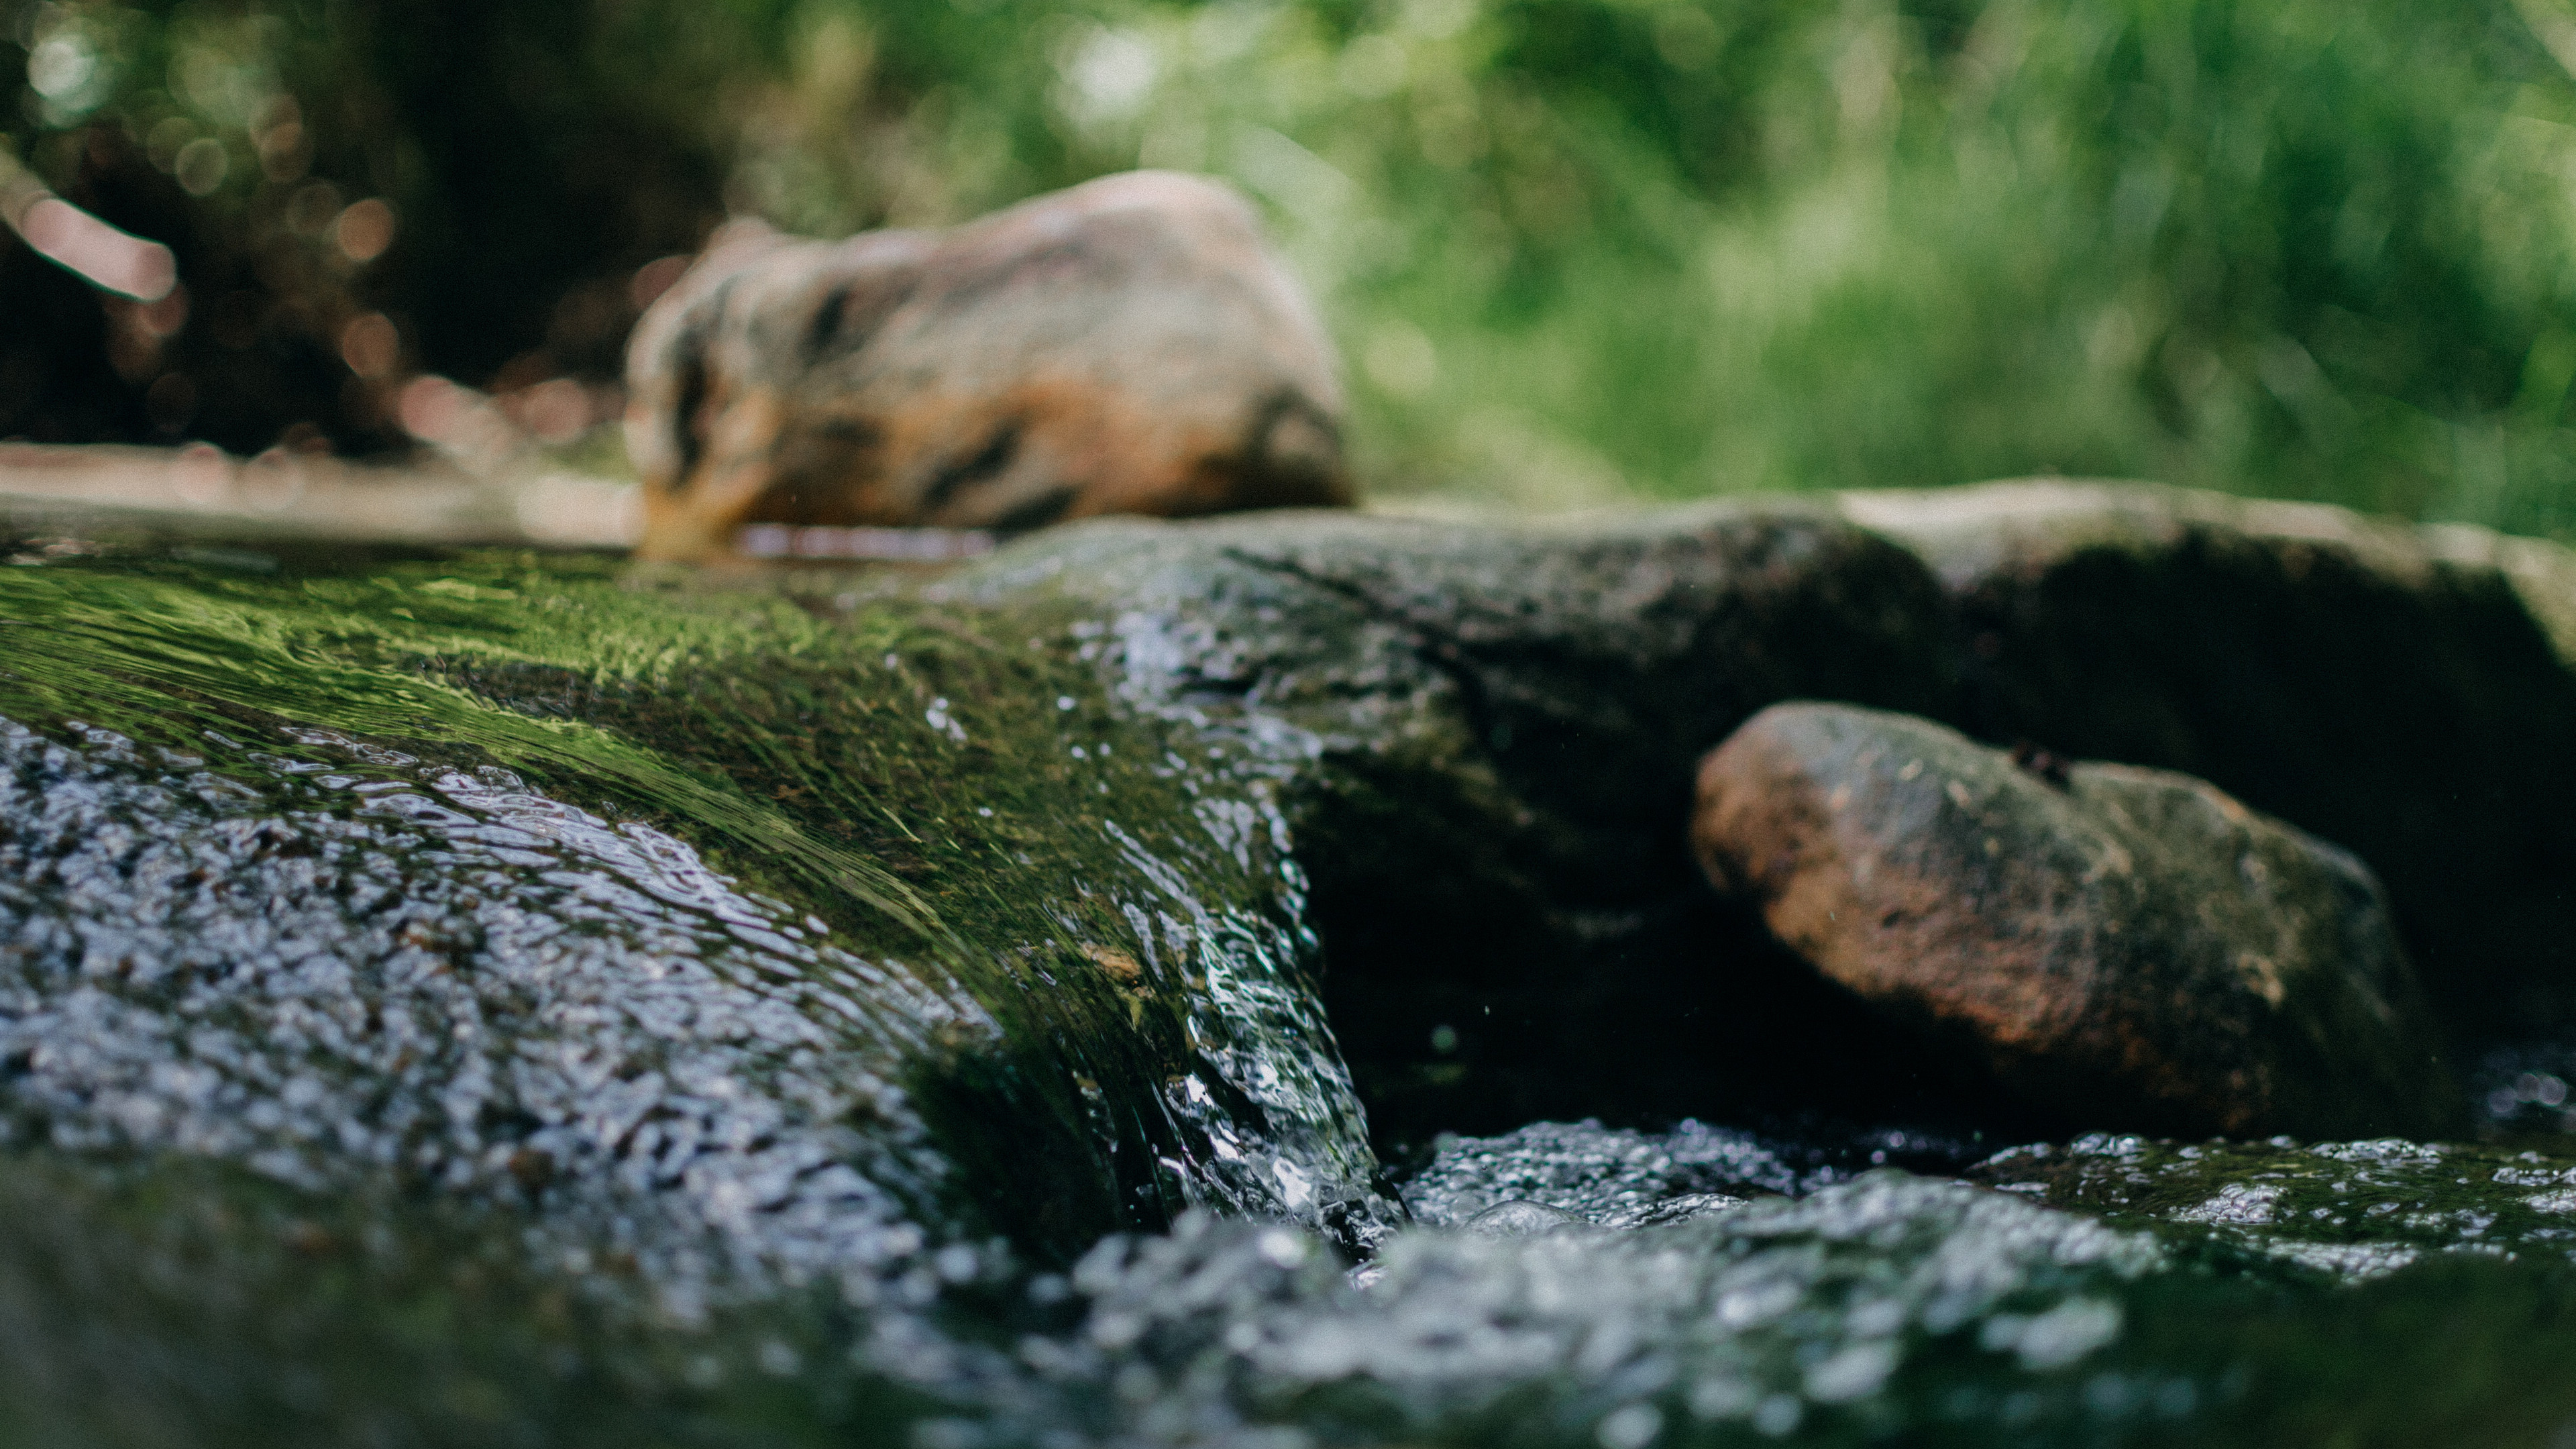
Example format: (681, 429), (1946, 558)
(945, 506), (1967, 1141)
(0, 500), (1966, 1292)
(6, 483), (2575, 1258)
(1691, 702), (2457, 1138)
(7, 485), (2576, 1442)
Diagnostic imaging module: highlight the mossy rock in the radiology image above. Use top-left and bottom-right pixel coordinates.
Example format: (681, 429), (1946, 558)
(4, 483), (2576, 1444)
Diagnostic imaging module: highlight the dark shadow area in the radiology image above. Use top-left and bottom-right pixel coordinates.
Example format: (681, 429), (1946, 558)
(0, 127), (405, 453)
(1285, 513), (2576, 1157)
(1949, 528), (2576, 1044)
(1296, 760), (2047, 1159)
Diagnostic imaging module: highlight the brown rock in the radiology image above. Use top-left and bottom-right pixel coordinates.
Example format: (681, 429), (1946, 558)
(1841, 480), (2576, 1043)
(1691, 702), (2459, 1138)
(623, 170), (1351, 561)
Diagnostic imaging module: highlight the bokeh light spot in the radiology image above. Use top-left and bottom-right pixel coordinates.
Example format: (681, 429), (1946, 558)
(333, 199), (396, 263)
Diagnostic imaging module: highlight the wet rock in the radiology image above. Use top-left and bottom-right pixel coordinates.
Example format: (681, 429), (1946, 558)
(0, 710), (1091, 1294)
(1692, 702), (2457, 1138)
(0, 498), (2002, 1320)
(9, 489), (2576, 1443)
(949, 504), (1971, 1142)
(1973, 1132), (2576, 1281)
(624, 171), (1352, 561)
(0, 560), (1400, 1279)
(11, 1130), (2576, 1448)
(4, 488), (2557, 1281)
(1842, 480), (2576, 1042)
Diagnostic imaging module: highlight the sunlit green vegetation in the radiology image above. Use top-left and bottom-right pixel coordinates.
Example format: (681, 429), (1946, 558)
(13, 0), (2576, 530)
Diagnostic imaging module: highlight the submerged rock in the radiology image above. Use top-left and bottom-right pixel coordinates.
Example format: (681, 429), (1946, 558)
(1053, 1157), (2576, 1447)
(9, 1119), (2576, 1448)
(1693, 702), (2457, 1138)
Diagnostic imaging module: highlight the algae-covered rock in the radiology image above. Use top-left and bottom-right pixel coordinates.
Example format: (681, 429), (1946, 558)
(7, 484), (2576, 1445)
(0, 500), (1968, 1293)
(0, 544), (1394, 1278)
(4, 489), (2572, 1252)
(1692, 702), (2456, 1138)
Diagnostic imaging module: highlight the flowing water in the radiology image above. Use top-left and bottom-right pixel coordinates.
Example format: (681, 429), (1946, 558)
(0, 537), (2572, 1446)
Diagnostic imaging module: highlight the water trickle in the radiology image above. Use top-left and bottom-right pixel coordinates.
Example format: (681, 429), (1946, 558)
(5, 521), (2576, 1444)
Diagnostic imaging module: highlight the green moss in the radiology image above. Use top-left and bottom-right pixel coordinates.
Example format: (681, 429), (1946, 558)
(0, 541), (1384, 1253)
(6, 506), (2576, 1445)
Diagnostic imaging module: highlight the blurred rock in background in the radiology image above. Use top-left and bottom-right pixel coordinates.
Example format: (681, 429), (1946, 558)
(7, 0), (2576, 541)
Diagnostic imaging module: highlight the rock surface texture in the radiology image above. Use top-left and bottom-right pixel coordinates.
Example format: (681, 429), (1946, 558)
(1847, 482), (2576, 1040)
(5, 482), (2576, 1443)
(624, 170), (1352, 561)
(1692, 702), (2456, 1138)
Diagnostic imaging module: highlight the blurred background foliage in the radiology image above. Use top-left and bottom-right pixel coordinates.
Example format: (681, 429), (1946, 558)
(10, 0), (2576, 531)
